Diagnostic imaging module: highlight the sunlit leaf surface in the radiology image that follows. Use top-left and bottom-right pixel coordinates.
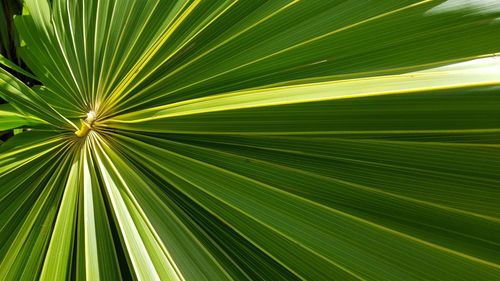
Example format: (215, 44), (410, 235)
(1, 1), (500, 280)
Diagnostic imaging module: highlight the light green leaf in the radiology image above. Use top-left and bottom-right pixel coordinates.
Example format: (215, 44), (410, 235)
(0, 53), (38, 80)
(1, 1), (500, 280)
(105, 59), (500, 136)
(0, 103), (45, 131)
(0, 68), (76, 130)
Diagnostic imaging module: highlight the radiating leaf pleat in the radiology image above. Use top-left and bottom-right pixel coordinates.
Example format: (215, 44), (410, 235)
(2, 1), (500, 280)
(108, 133), (500, 280)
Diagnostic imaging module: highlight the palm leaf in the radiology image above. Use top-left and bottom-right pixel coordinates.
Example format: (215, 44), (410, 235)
(1, 1), (500, 280)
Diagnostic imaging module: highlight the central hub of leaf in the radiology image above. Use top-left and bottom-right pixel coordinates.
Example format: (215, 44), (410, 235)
(75, 111), (96, 137)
